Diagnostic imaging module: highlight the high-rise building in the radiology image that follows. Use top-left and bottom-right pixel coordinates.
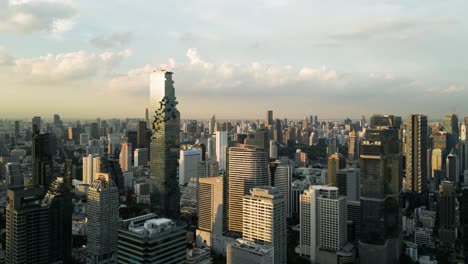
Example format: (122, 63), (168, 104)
(299, 186), (347, 263)
(5, 162), (23, 187)
(327, 153), (346, 186)
(145, 108), (150, 129)
(5, 186), (48, 264)
(227, 146), (269, 234)
(119, 142), (132, 172)
(461, 124), (468, 141)
(446, 150), (459, 183)
(179, 149), (201, 186)
(87, 173), (119, 264)
(32, 116), (41, 132)
(443, 113), (459, 151)
(227, 239), (274, 264)
(215, 131), (228, 171)
(43, 175), (73, 264)
(269, 160), (293, 217)
(266, 110), (273, 127)
(14, 121), (20, 137)
(80, 133), (90, 146)
(196, 176), (224, 253)
(242, 187), (287, 264)
(439, 181), (456, 246)
(32, 132), (53, 188)
(359, 119), (402, 264)
(117, 214), (186, 264)
(405, 114), (428, 193)
(137, 120), (148, 148)
(209, 115), (215, 135)
(432, 148), (443, 178)
(91, 122), (99, 139)
(149, 70), (181, 218)
(274, 119), (282, 143)
(336, 167), (360, 202)
(269, 140), (278, 159)
(348, 130), (358, 160)
(134, 148), (149, 167)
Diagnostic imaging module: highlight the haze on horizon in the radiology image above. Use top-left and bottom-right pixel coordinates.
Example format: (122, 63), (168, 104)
(0, 0), (467, 120)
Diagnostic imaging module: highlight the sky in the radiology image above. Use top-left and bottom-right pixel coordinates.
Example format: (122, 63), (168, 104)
(0, 0), (467, 120)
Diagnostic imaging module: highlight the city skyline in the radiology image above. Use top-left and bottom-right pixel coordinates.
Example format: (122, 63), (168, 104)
(1, 0), (468, 119)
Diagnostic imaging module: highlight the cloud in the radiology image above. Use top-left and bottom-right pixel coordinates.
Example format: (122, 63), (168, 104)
(90, 32), (134, 49)
(0, 0), (77, 33)
(0, 47), (14, 65)
(5, 49), (132, 82)
(429, 85), (465, 94)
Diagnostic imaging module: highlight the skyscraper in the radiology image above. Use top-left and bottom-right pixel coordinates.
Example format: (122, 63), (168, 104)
(32, 132), (53, 188)
(266, 110), (273, 127)
(5, 186), (48, 264)
(137, 120), (148, 148)
(32, 116), (41, 132)
(405, 114), (428, 193)
(209, 115), (216, 135)
(327, 153), (346, 186)
(145, 107), (150, 129)
(215, 131), (228, 171)
(119, 142), (132, 172)
(348, 130), (358, 160)
(443, 113), (459, 151)
(196, 176), (224, 253)
(439, 181), (456, 246)
(14, 121), (20, 137)
(227, 146), (269, 234)
(269, 159), (293, 217)
(242, 187), (287, 264)
(299, 186), (347, 263)
(359, 118), (402, 264)
(446, 150), (459, 183)
(149, 70), (181, 218)
(87, 173), (119, 264)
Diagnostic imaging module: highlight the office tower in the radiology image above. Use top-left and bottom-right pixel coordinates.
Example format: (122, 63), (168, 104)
(432, 148), (443, 178)
(274, 119), (282, 143)
(145, 107), (150, 128)
(179, 149), (201, 185)
(5, 186), (48, 264)
(327, 153), (346, 186)
(196, 176), (224, 253)
(227, 146), (269, 234)
(119, 142), (132, 172)
(87, 173), (119, 264)
(5, 162), (23, 187)
(443, 113), (459, 151)
(91, 122), (99, 139)
(137, 120), (148, 148)
(32, 116), (41, 132)
(359, 120), (402, 264)
(336, 167), (360, 202)
(209, 115), (215, 135)
(446, 150), (459, 183)
(299, 186), (347, 263)
(460, 141), (468, 181)
(215, 131), (228, 170)
(134, 148), (149, 167)
(405, 114), (428, 193)
(461, 124), (468, 141)
(266, 110), (273, 126)
(269, 160), (293, 217)
(243, 187), (287, 264)
(245, 128), (270, 154)
(149, 70), (181, 218)
(14, 121), (19, 137)
(227, 239), (274, 264)
(44, 175), (73, 264)
(117, 214), (186, 264)
(80, 133), (90, 146)
(82, 154), (99, 185)
(348, 130), (358, 160)
(269, 140), (278, 159)
(439, 181), (456, 246)
(108, 133), (121, 156)
(32, 132), (53, 188)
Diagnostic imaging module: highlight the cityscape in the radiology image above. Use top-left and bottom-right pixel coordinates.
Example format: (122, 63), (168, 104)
(1, 1), (467, 264)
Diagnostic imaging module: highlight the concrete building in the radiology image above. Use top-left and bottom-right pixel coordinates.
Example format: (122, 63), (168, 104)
(80, 133), (90, 146)
(215, 131), (228, 171)
(299, 186), (347, 263)
(336, 168), (360, 202)
(226, 239), (274, 264)
(119, 142), (132, 172)
(5, 162), (23, 187)
(179, 149), (202, 186)
(405, 114), (428, 193)
(87, 173), (119, 264)
(227, 146), (269, 234)
(446, 150), (459, 183)
(243, 187), (287, 264)
(134, 148), (148, 167)
(196, 176), (224, 254)
(186, 248), (212, 264)
(269, 160), (293, 217)
(117, 214), (186, 264)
